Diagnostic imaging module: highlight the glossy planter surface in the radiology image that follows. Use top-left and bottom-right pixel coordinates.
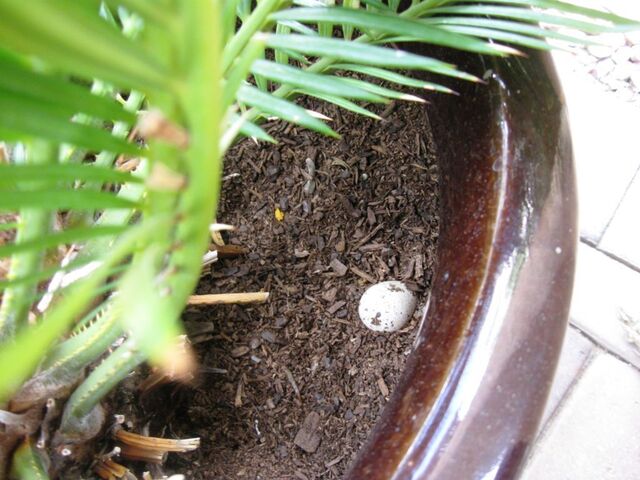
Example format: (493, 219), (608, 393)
(346, 49), (577, 479)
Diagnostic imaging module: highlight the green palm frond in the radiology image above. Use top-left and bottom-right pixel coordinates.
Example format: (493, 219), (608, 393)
(238, 83), (339, 136)
(271, 7), (521, 55)
(0, 164), (142, 185)
(252, 59), (388, 102)
(329, 63), (457, 93)
(0, 53), (135, 124)
(0, 0), (173, 92)
(236, 0), (638, 128)
(0, 1), (220, 414)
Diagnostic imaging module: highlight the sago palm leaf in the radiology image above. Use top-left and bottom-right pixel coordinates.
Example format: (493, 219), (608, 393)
(0, 1), (220, 420)
(233, 0), (637, 132)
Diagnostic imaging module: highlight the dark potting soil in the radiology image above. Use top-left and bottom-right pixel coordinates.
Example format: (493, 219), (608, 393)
(134, 98), (439, 479)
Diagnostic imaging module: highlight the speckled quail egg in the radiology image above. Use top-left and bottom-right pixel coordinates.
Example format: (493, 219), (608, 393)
(358, 281), (417, 332)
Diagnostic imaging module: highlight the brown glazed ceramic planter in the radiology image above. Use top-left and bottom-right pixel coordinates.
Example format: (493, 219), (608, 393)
(345, 48), (577, 479)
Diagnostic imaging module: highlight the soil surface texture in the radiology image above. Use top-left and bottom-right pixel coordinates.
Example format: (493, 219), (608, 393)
(136, 98), (440, 479)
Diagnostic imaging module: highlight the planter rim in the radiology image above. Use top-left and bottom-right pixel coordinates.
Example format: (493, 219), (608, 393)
(346, 49), (577, 480)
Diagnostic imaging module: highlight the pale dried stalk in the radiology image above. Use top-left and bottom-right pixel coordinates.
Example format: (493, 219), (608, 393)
(188, 291), (269, 306)
(118, 444), (167, 464)
(94, 458), (132, 480)
(115, 429), (200, 452)
(209, 223), (235, 232)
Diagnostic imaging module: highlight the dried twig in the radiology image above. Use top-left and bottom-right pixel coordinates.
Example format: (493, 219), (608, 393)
(354, 223), (385, 249)
(283, 367), (301, 398)
(213, 244), (247, 258)
(350, 266), (377, 284)
(188, 291), (269, 306)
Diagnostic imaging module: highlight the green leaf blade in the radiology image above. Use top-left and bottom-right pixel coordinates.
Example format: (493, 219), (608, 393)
(0, 0), (173, 92)
(330, 63), (456, 93)
(0, 226), (127, 259)
(301, 91), (382, 119)
(0, 93), (142, 155)
(0, 53), (135, 124)
(422, 5), (632, 35)
(271, 7), (520, 56)
(452, 0), (640, 31)
(0, 190), (141, 212)
(251, 59), (386, 102)
(0, 164), (143, 185)
(423, 17), (598, 46)
(235, 115), (277, 143)
(264, 34), (480, 81)
(439, 25), (554, 50)
(238, 84), (338, 137)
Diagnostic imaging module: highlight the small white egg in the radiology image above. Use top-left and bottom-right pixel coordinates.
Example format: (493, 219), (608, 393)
(358, 281), (417, 332)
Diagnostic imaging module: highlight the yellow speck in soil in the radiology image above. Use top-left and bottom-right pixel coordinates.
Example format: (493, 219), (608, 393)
(275, 208), (285, 222)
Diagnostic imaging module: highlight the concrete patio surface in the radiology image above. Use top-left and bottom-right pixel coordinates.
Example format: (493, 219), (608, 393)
(520, 3), (640, 479)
